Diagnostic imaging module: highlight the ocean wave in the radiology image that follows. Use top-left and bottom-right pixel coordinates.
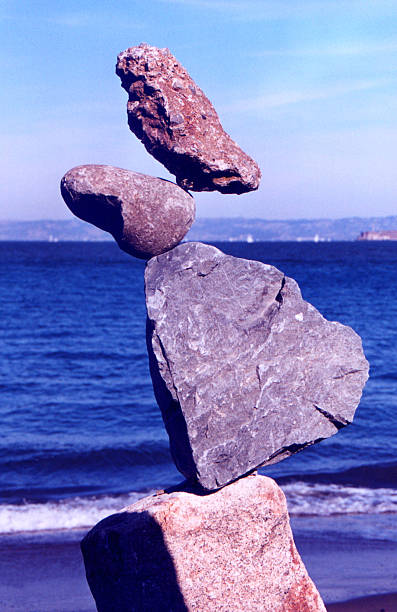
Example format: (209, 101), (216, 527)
(371, 371), (397, 381)
(284, 481), (397, 516)
(0, 442), (172, 472)
(1, 481), (397, 535)
(42, 350), (144, 362)
(275, 460), (397, 489)
(0, 491), (151, 535)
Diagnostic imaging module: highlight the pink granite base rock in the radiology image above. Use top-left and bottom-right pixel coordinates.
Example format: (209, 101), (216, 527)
(81, 474), (326, 611)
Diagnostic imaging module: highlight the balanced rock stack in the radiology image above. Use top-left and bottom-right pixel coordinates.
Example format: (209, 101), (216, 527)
(61, 43), (369, 612)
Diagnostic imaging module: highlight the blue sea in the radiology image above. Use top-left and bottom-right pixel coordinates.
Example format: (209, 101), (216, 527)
(1, 240), (397, 541)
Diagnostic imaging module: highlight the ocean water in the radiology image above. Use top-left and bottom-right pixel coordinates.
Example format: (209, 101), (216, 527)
(1, 241), (397, 539)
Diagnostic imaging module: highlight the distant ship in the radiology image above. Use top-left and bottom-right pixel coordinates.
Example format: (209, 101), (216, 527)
(357, 231), (397, 241)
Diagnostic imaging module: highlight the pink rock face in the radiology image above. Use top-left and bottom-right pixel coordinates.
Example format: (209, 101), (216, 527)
(81, 475), (326, 612)
(116, 43), (261, 194)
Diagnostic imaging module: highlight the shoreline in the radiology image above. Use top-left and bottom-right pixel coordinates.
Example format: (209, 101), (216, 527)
(292, 513), (397, 604)
(0, 532), (95, 612)
(326, 591), (397, 611)
(0, 519), (396, 611)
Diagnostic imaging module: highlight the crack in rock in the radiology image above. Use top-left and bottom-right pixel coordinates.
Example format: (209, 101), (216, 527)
(275, 276), (286, 306)
(313, 404), (350, 430)
(333, 368), (363, 380)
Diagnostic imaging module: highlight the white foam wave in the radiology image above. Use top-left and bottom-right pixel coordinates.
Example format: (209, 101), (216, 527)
(1, 483), (397, 535)
(0, 491), (151, 535)
(283, 481), (397, 516)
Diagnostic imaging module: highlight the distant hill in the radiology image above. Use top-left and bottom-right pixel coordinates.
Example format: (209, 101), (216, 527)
(186, 216), (397, 242)
(1, 216), (397, 242)
(0, 219), (110, 242)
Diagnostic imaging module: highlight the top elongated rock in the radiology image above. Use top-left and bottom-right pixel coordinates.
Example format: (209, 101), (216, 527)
(116, 43), (261, 194)
(60, 164), (195, 259)
(145, 242), (369, 491)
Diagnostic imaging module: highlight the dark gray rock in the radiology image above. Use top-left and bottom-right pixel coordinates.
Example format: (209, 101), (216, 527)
(60, 165), (195, 259)
(145, 242), (369, 491)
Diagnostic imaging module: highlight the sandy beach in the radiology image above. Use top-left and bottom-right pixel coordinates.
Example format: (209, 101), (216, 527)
(327, 592), (397, 611)
(1, 516), (396, 612)
(0, 532), (95, 612)
(293, 514), (397, 606)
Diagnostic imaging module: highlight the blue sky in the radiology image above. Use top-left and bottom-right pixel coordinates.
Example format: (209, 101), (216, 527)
(1, 0), (396, 220)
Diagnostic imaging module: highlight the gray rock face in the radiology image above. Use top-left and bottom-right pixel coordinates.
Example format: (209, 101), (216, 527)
(60, 165), (195, 259)
(116, 44), (261, 194)
(145, 242), (369, 491)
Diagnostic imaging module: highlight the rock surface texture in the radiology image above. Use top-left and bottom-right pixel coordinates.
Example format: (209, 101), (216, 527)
(60, 164), (195, 259)
(81, 474), (326, 612)
(145, 242), (369, 491)
(116, 43), (261, 194)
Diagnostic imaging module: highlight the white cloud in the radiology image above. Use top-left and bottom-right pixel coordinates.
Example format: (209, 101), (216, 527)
(156, 0), (321, 20)
(222, 78), (391, 113)
(157, 0), (397, 21)
(254, 41), (397, 58)
(47, 12), (92, 27)
(47, 11), (145, 29)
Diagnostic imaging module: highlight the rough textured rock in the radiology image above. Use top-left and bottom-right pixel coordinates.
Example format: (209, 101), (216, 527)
(60, 164), (195, 259)
(81, 474), (326, 612)
(116, 43), (261, 194)
(145, 242), (369, 491)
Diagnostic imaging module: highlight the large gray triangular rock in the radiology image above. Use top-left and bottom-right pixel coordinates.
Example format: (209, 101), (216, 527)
(145, 242), (369, 491)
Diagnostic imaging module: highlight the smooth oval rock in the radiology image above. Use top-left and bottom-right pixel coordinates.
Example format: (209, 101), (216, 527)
(116, 43), (261, 194)
(145, 242), (369, 491)
(60, 165), (195, 259)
